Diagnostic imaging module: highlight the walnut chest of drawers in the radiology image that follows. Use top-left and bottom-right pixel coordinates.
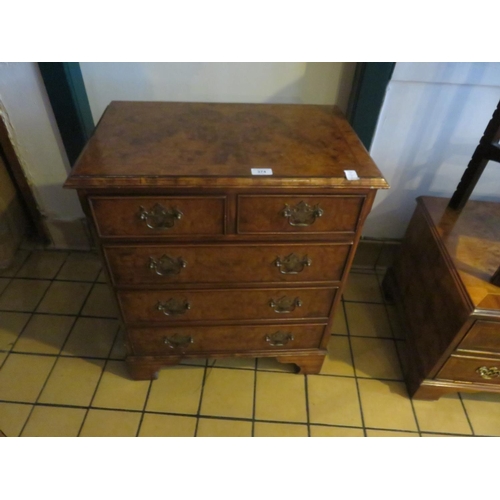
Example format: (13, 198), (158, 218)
(383, 196), (500, 400)
(64, 101), (388, 379)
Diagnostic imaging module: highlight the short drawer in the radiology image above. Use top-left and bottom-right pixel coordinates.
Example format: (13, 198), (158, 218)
(89, 196), (225, 237)
(129, 323), (325, 355)
(458, 320), (500, 354)
(237, 195), (364, 234)
(104, 242), (351, 285)
(118, 287), (337, 324)
(436, 355), (500, 385)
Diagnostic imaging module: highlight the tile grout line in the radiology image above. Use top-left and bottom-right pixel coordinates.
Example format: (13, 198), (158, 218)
(457, 392), (476, 436)
(77, 323), (122, 437)
(135, 378), (154, 438)
(342, 298), (367, 436)
(193, 358), (210, 437)
(304, 374), (311, 437)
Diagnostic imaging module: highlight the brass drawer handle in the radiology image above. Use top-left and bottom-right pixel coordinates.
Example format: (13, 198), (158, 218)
(280, 201), (323, 226)
(265, 331), (294, 347)
(476, 366), (500, 380)
(164, 334), (194, 349)
(269, 296), (302, 313)
(138, 203), (183, 230)
(274, 253), (311, 274)
(149, 255), (187, 276)
(156, 298), (191, 316)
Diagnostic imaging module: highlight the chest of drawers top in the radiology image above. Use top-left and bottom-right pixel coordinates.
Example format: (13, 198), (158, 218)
(64, 101), (388, 191)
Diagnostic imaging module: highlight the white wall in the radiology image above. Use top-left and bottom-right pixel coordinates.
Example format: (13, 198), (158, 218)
(366, 62), (500, 239)
(80, 62), (356, 123)
(0, 62), (84, 222)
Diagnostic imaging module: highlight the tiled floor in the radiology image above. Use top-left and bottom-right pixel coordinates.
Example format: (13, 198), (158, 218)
(1, 247), (500, 437)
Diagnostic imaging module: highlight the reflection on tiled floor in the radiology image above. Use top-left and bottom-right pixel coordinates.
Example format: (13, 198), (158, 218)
(1, 247), (499, 437)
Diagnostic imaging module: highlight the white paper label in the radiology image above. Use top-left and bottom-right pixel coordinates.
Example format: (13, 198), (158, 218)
(344, 170), (360, 181)
(251, 168), (273, 176)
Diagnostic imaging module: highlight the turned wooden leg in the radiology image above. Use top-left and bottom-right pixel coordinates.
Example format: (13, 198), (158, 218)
(276, 354), (326, 374)
(126, 357), (181, 380)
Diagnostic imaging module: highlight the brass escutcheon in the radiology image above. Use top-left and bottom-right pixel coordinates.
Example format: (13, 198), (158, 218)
(280, 200), (324, 226)
(269, 296), (302, 313)
(476, 366), (500, 380)
(149, 255), (187, 276)
(137, 203), (183, 230)
(274, 253), (311, 274)
(163, 334), (194, 349)
(265, 331), (294, 347)
(156, 298), (191, 316)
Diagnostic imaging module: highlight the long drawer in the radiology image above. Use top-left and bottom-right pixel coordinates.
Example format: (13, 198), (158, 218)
(117, 287), (337, 324)
(129, 323), (326, 355)
(104, 242), (351, 285)
(436, 355), (500, 385)
(90, 196), (225, 238)
(237, 195), (365, 234)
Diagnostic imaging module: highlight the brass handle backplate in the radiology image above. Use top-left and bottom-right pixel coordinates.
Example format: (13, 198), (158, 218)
(476, 366), (500, 380)
(280, 201), (323, 226)
(274, 253), (311, 274)
(164, 334), (194, 349)
(149, 255), (187, 276)
(265, 331), (294, 347)
(269, 296), (302, 313)
(138, 203), (183, 230)
(156, 298), (191, 316)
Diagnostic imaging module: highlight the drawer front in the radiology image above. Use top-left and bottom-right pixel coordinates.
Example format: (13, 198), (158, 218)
(90, 196), (225, 237)
(105, 243), (351, 285)
(437, 355), (500, 385)
(237, 195), (364, 234)
(129, 324), (325, 355)
(458, 320), (500, 354)
(118, 287), (337, 324)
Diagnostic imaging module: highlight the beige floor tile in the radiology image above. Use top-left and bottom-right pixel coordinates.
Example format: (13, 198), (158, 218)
(38, 357), (105, 406)
(56, 252), (102, 282)
(0, 250), (29, 277)
(351, 337), (403, 380)
(255, 371), (307, 423)
(0, 278), (9, 295)
(14, 314), (75, 355)
(79, 409), (141, 437)
(21, 405), (86, 437)
(96, 269), (107, 283)
(358, 379), (418, 431)
(321, 336), (354, 376)
(0, 402), (33, 437)
(37, 281), (92, 315)
(412, 393), (472, 435)
(213, 357), (255, 370)
(92, 360), (150, 410)
(331, 304), (348, 335)
(81, 284), (118, 318)
(254, 421), (308, 437)
(308, 375), (362, 427)
(310, 425), (364, 437)
(146, 365), (204, 414)
(421, 433), (466, 437)
(343, 273), (383, 303)
(62, 317), (119, 358)
(386, 305), (406, 339)
(352, 242), (383, 270)
(139, 413), (196, 437)
(200, 367), (254, 419)
(345, 302), (392, 338)
(461, 392), (500, 436)
(109, 328), (127, 360)
(16, 251), (68, 279)
(0, 351), (6, 366)
(257, 357), (295, 373)
(197, 418), (252, 437)
(0, 353), (56, 402)
(0, 279), (51, 312)
(0, 311), (31, 351)
(366, 429), (419, 437)
(375, 244), (400, 271)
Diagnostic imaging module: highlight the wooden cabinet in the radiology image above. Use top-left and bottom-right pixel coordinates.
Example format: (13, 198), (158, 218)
(383, 196), (500, 400)
(65, 101), (388, 379)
